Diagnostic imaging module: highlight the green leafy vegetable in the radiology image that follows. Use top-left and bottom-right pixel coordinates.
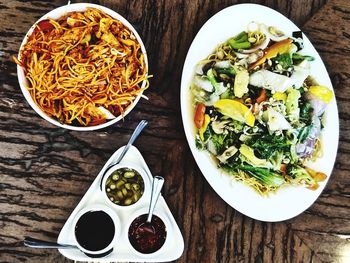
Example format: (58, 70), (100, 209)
(211, 131), (238, 154)
(216, 67), (236, 76)
(206, 69), (218, 87)
(274, 53), (293, 69)
(292, 53), (315, 63)
(287, 164), (316, 185)
(219, 87), (234, 99)
(250, 134), (290, 159)
(286, 88), (301, 122)
(299, 101), (313, 123)
(238, 165), (285, 187)
(297, 124), (314, 143)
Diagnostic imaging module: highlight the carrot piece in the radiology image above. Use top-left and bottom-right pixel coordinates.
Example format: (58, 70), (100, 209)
(256, 89), (267, 104)
(280, 163), (287, 175)
(194, 103), (206, 129)
(307, 183), (320, 191)
(305, 168), (327, 182)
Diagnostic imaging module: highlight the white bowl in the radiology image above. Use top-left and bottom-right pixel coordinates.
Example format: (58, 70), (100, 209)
(72, 204), (121, 257)
(101, 163), (151, 209)
(16, 3), (148, 131)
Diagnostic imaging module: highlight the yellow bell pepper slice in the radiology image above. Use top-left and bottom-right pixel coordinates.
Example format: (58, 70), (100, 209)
(273, 92), (287, 102)
(214, 99), (255, 127)
(199, 114), (211, 141)
(308, 85), (333, 104)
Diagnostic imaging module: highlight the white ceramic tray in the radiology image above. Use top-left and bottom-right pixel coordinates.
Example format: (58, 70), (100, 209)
(57, 146), (184, 262)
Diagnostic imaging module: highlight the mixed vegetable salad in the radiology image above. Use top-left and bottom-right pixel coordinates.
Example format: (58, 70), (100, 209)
(190, 22), (333, 195)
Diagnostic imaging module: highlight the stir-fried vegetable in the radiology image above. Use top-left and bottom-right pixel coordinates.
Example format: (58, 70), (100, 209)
(228, 31), (251, 49)
(249, 38), (293, 70)
(194, 103), (206, 128)
(190, 22), (333, 195)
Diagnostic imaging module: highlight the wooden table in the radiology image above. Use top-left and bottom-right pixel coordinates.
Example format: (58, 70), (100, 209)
(1, 0), (349, 262)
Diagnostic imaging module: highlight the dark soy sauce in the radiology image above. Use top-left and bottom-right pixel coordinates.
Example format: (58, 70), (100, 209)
(75, 210), (115, 251)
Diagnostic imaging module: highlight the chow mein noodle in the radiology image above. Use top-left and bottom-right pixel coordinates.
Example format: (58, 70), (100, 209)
(14, 8), (148, 126)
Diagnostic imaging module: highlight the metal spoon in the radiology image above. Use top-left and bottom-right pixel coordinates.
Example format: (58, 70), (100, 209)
(147, 176), (165, 223)
(24, 237), (113, 258)
(133, 176), (164, 235)
(99, 120), (148, 190)
(24, 237), (77, 249)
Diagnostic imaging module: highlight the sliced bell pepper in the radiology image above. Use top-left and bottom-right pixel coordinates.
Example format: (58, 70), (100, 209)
(199, 114), (211, 141)
(194, 103), (206, 129)
(228, 31), (251, 50)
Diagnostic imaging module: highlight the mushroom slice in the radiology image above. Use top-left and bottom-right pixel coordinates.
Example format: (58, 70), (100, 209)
(217, 146), (238, 163)
(211, 120), (230, 134)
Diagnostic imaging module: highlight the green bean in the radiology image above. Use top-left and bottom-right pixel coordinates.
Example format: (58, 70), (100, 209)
(125, 183), (131, 190)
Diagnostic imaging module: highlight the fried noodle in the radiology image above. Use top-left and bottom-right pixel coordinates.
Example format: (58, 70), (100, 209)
(14, 8), (149, 126)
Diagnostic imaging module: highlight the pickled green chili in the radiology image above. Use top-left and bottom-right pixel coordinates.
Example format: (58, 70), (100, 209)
(105, 168), (144, 206)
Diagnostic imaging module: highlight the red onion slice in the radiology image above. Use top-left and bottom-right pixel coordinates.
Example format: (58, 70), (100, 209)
(239, 37), (270, 54)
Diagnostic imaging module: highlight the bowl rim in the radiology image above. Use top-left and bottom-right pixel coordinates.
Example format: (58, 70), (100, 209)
(16, 3), (148, 131)
(101, 163), (151, 209)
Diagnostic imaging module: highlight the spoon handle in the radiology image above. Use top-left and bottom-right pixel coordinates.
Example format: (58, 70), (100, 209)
(113, 120), (148, 164)
(99, 120), (148, 190)
(147, 176), (165, 223)
(24, 237), (76, 249)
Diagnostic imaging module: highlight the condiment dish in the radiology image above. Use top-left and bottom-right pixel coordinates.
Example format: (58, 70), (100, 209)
(126, 206), (172, 258)
(102, 163), (151, 209)
(72, 204), (120, 257)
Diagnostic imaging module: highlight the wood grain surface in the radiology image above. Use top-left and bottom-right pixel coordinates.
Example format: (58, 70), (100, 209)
(1, 0), (350, 262)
